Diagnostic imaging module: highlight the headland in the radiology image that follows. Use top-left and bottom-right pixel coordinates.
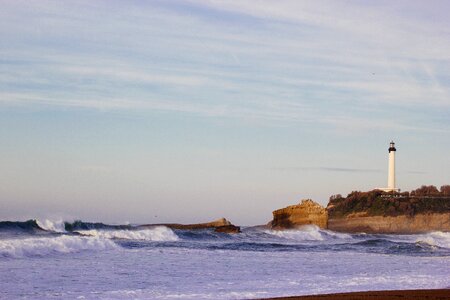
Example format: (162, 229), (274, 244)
(269, 185), (450, 234)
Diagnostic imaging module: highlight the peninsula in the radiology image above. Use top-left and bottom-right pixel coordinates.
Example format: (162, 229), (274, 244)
(269, 185), (450, 234)
(327, 185), (450, 233)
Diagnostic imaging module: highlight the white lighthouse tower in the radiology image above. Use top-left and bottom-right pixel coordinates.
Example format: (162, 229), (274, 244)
(387, 141), (397, 191)
(380, 141), (399, 192)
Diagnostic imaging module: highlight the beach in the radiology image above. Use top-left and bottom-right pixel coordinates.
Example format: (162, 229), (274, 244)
(257, 289), (450, 300)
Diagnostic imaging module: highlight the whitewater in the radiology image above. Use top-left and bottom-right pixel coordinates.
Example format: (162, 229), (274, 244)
(0, 220), (449, 299)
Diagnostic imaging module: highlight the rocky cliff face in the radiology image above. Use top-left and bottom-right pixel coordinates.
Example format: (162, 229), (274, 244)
(270, 198), (450, 233)
(328, 212), (450, 234)
(271, 199), (328, 229)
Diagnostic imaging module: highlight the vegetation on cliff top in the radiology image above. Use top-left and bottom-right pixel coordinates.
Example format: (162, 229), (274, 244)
(327, 185), (450, 218)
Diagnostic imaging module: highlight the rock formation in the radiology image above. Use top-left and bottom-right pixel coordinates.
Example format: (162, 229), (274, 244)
(270, 199), (328, 229)
(214, 224), (241, 234)
(141, 218), (237, 230)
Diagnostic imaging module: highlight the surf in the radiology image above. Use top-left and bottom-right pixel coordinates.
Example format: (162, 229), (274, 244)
(75, 227), (179, 241)
(0, 235), (118, 258)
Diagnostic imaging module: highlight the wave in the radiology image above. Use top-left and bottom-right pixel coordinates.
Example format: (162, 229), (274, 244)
(0, 219), (135, 234)
(36, 219), (66, 233)
(2, 219), (449, 258)
(0, 235), (118, 258)
(64, 220), (133, 231)
(264, 225), (352, 241)
(76, 227), (179, 242)
(0, 220), (44, 232)
(0, 223), (178, 258)
(415, 231), (450, 249)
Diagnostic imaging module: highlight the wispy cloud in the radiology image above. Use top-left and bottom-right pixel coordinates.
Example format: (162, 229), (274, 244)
(0, 0), (449, 134)
(61, 66), (209, 87)
(272, 167), (382, 173)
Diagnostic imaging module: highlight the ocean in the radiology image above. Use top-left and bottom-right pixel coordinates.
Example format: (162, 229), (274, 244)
(0, 220), (449, 299)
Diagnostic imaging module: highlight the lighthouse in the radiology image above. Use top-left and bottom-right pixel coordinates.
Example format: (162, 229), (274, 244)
(379, 141), (400, 192)
(387, 141), (397, 191)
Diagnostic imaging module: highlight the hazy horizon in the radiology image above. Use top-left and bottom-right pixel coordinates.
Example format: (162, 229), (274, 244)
(1, 1), (449, 225)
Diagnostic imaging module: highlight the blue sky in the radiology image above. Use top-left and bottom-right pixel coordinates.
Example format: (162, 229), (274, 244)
(1, 0), (449, 225)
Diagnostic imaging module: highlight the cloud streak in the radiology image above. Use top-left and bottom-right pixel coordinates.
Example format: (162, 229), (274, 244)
(0, 0), (449, 134)
(272, 167), (382, 173)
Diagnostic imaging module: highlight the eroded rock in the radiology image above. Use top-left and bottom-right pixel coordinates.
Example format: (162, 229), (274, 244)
(270, 199), (328, 230)
(141, 218), (235, 230)
(214, 224), (241, 234)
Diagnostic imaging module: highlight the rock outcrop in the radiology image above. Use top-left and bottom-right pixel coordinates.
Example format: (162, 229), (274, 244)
(270, 199), (328, 229)
(214, 224), (241, 234)
(141, 218), (236, 230)
(328, 212), (450, 234)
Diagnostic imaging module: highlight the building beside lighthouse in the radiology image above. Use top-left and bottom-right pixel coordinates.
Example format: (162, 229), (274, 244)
(380, 141), (400, 192)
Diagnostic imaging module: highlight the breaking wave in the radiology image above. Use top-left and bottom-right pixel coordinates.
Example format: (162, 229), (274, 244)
(0, 219), (179, 258)
(0, 235), (118, 258)
(36, 219), (66, 233)
(415, 231), (450, 249)
(264, 225), (352, 241)
(0, 220), (44, 232)
(76, 227), (179, 242)
(0, 219), (134, 234)
(64, 220), (133, 231)
(1, 219), (449, 259)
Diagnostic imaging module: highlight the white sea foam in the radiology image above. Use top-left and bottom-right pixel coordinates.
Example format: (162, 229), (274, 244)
(0, 235), (118, 258)
(265, 225), (352, 242)
(100, 288), (269, 299)
(36, 219), (66, 233)
(265, 225), (324, 241)
(321, 229), (353, 240)
(76, 226), (179, 242)
(415, 231), (450, 249)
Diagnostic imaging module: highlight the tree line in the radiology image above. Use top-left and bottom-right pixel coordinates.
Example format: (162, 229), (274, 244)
(327, 185), (450, 218)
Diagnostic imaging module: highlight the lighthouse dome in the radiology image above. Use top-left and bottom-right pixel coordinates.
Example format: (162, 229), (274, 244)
(389, 141), (396, 152)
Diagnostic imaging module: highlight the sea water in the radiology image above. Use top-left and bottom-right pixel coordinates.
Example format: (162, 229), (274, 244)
(0, 220), (449, 299)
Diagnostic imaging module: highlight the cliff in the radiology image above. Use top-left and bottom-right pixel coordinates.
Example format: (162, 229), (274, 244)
(269, 185), (450, 233)
(328, 212), (450, 234)
(270, 199), (328, 229)
(326, 186), (450, 233)
(327, 187), (450, 218)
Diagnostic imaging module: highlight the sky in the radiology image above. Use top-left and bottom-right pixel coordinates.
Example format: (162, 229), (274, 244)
(1, 0), (449, 225)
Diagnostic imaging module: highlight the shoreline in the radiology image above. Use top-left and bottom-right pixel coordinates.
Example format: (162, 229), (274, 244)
(254, 289), (450, 300)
